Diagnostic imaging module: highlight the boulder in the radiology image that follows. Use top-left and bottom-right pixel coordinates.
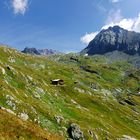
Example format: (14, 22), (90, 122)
(67, 123), (84, 140)
(54, 116), (64, 124)
(119, 101), (126, 106)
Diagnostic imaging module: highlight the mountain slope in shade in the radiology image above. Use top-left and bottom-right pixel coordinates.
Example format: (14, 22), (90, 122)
(21, 47), (41, 55)
(81, 26), (140, 55)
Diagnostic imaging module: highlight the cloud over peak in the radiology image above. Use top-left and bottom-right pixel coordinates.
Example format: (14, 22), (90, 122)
(80, 32), (99, 45)
(81, 10), (140, 45)
(102, 11), (140, 32)
(12, 0), (29, 15)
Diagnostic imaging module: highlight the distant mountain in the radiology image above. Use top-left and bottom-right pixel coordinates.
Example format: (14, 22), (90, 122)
(21, 47), (40, 55)
(22, 47), (61, 56)
(38, 48), (61, 55)
(81, 26), (140, 55)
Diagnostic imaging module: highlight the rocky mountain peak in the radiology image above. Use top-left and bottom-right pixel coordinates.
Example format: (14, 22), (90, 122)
(21, 47), (40, 55)
(81, 26), (140, 55)
(108, 25), (123, 32)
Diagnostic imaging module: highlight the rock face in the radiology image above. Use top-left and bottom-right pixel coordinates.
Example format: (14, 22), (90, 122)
(67, 123), (84, 140)
(81, 26), (140, 55)
(22, 47), (61, 56)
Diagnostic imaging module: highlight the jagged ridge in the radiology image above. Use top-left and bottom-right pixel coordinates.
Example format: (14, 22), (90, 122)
(22, 47), (61, 56)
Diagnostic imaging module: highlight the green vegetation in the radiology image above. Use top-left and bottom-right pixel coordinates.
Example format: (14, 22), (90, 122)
(0, 46), (140, 139)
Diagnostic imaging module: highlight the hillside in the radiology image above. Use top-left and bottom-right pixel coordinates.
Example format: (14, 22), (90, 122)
(81, 26), (140, 55)
(0, 45), (140, 140)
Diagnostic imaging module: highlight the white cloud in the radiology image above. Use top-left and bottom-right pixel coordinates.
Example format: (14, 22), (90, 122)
(102, 12), (140, 32)
(102, 9), (131, 30)
(133, 13), (140, 32)
(80, 32), (99, 44)
(101, 18), (134, 30)
(81, 10), (140, 44)
(106, 9), (123, 23)
(12, 0), (29, 15)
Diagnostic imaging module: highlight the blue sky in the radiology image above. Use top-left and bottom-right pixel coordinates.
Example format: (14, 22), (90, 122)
(0, 0), (140, 52)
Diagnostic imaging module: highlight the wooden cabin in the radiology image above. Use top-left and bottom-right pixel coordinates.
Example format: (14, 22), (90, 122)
(51, 79), (64, 85)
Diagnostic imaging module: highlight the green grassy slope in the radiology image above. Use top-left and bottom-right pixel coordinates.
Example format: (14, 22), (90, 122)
(0, 46), (140, 140)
